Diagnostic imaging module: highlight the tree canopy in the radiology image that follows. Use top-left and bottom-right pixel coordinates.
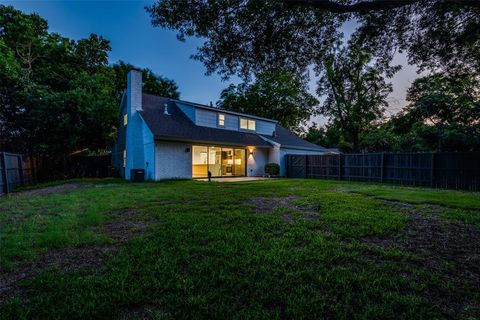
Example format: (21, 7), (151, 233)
(147, 0), (480, 78)
(217, 70), (318, 133)
(112, 61), (180, 102)
(0, 5), (179, 167)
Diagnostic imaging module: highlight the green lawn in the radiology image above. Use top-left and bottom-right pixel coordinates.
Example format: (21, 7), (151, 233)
(0, 179), (479, 319)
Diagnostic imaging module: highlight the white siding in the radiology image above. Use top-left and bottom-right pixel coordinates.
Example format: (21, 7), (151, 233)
(195, 108), (275, 135)
(155, 141), (192, 180)
(195, 109), (217, 128)
(255, 120), (276, 135)
(279, 147), (326, 176)
(247, 148), (269, 177)
(224, 113), (239, 130)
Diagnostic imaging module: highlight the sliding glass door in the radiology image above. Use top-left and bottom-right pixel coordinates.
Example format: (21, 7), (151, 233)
(192, 146), (246, 178)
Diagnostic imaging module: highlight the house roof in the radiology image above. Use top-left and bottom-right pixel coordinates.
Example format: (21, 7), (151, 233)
(139, 94), (272, 147)
(261, 125), (327, 152)
(172, 99), (278, 123)
(139, 93), (326, 151)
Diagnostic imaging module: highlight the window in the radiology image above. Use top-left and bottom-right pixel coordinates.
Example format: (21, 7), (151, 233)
(240, 118), (256, 131)
(123, 114), (128, 126)
(218, 113), (225, 127)
(122, 149), (126, 168)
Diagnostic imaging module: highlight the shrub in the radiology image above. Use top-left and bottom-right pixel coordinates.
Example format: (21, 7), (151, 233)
(264, 163), (280, 176)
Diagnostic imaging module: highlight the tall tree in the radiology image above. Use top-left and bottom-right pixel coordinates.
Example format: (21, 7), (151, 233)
(317, 47), (397, 152)
(147, 0), (480, 78)
(400, 72), (480, 151)
(112, 61), (180, 102)
(0, 6), (116, 159)
(217, 70), (318, 133)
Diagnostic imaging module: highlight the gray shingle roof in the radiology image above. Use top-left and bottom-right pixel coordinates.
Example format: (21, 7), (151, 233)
(261, 125), (326, 151)
(139, 94), (272, 147)
(139, 94), (326, 151)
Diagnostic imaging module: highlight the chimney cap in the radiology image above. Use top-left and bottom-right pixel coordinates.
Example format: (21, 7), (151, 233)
(129, 67), (142, 72)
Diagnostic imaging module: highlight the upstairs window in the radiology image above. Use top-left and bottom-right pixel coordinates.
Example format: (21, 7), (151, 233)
(123, 114), (128, 126)
(218, 113), (225, 127)
(240, 118), (256, 131)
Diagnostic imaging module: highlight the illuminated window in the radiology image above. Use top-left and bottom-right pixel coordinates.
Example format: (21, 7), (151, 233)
(240, 118), (256, 131)
(123, 114), (128, 126)
(218, 114), (225, 126)
(123, 150), (126, 168)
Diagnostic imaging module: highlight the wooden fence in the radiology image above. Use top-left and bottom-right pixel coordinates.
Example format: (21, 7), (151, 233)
(286, 152), (480, 191)
(0, 152), (35, 196)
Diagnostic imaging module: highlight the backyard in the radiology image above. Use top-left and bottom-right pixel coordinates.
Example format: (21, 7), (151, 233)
(0, 178), (479, 319)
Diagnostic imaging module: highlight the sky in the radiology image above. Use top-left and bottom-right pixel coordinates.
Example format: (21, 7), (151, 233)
(2, 0), (420, 125)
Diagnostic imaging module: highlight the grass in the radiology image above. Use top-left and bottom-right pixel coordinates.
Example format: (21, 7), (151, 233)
(0, 178), (479, 319)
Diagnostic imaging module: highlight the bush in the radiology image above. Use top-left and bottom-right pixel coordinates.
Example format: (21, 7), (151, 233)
(264, 163), (280, 176)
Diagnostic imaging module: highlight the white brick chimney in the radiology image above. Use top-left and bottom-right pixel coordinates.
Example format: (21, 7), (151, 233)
(127, 69), (142, 113)
(125, 69), (145, 180)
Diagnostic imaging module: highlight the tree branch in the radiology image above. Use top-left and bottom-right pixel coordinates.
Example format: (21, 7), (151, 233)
(283, 0), (480, 13)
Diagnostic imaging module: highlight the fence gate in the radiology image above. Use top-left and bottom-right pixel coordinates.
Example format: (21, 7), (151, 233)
(286, 155), (307, 178)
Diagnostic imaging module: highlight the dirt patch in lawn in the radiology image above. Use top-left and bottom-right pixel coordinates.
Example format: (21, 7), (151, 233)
(97, 208), (154, 243)
(363, 201), (480, 317)
(0, 208), (156, 306)
(247, 196), (320, 223)
(17, 183), (94, 197)
(0, 245), (118, 305)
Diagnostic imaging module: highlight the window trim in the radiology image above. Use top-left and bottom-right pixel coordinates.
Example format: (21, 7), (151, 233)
(240, 117), (256, 131)
(123, 114), (128, 126)
(218, 113), (225, 127)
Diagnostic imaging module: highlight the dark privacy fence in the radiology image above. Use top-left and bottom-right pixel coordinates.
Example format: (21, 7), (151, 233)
(0, 152), (35, 196)
(286, 152), (480, 191)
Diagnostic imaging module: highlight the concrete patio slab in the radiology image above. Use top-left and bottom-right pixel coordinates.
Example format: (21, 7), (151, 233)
(197, 177), (273, 182)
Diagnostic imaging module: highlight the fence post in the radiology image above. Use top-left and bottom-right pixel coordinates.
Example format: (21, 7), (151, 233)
(1, 152), (9, 194)
(304, 155), (308, 178)
(430, 152), (435, 188)
(18, 155), (25, 185)
(338, 154), (343, 180)
(380, 153), (385, 183)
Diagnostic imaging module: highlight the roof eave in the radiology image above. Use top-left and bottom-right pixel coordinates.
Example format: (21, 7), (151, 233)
(153, 135), (272, 148)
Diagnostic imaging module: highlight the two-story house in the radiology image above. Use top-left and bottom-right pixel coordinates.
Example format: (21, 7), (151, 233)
(112, 69), (328, 180)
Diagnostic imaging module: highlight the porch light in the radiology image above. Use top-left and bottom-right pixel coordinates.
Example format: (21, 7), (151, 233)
(248, 147), (254, 156)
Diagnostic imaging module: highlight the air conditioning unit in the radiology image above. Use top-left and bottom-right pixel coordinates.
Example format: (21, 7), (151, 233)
(130, 169), (145, 182)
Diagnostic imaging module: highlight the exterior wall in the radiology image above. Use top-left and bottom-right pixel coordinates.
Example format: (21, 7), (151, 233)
(155, 141), (192, 180)
(112, 98), (127, 177)
(247, 148), (269, 177)
(279, 147), (326, 176)
(268, 146), (280, 165)
(176, 102), (196, 122)
(254, 120), (276, 136)
(194, 108), (275, 135)
(143, 123), (155, 181)
(195, 109), (218, 128)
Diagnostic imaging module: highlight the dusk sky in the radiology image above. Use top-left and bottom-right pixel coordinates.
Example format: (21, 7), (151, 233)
(2, 0), (420, 125)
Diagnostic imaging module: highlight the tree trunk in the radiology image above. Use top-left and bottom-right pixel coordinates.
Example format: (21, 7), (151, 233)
(352, 132), (360, 153)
